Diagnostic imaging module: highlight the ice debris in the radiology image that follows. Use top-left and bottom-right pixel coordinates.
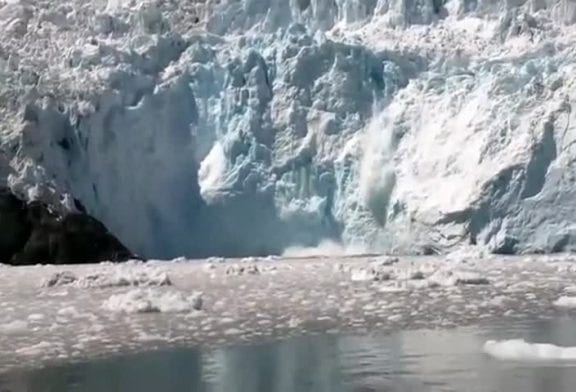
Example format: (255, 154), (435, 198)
(43, 271), (77, 287)
(15, 341), (59, 357)
(484, 340), (576, 362)
(207, 257), (226, 264)
(348, 260), (489, 287)
(350, 267), (391, 282)
(553, 296), (576, 308)
(42, 268), (172, 288)
(0, 320), (28, 335)
(347, 257), (400, 281)
(225, 264), (261, 276)
(427, 270), (490, 286)
(102, 289), (203, 314)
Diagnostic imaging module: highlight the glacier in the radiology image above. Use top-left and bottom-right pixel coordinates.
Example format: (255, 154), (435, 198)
(1, 0), (576, 258)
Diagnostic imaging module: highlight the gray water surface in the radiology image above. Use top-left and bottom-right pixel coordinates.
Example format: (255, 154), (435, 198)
(2, 316), (576, 392)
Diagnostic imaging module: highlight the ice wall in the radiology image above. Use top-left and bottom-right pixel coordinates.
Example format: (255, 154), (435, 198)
(2, 0), (576, 257)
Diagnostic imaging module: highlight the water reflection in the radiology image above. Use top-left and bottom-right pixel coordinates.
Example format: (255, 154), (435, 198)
(211, 335), (342, 392)
(1, 350), (205, 392)
(3, 316), (576, 392)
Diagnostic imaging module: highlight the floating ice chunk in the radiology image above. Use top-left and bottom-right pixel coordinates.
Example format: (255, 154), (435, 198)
(224, 328), (242, 336)
(82, 268), (172, 288)
(350, 267), (391, 282)
(556, 264), (576, 273)
(207, 257), (226, 264)
(288, 317), (302, 328)
(43, 268), (172, 288)
(167, 257), (187, 263)
(484, 339), (576, 361)
(483, 295), (507, 307)
(378, 284), (408, 293)
(409, 270), (425, 280)
(349, 259), (401, 282)
(57, 306), (81, 317)
(387, 314), (403, 322)
(505, 281), (535, 293)
(564, 286), (576, 294)
(553, 296), (576, 308)
(135, 331), (166, 342)
(406, 279), (434, 289)
(351, 269), (374, 281)
(102, 289), (203, 314)
(428, 270), (489, 286)
(43, 271), (78, 287)
(394, 268), (425, 280)
(225, 264), (260, 276)
(446, 247), (488, 263)
(453, 272), (490, 285)
(0, 320), (28, 335)
(370, 257), (399, 266)
(16, 341), (57, 356)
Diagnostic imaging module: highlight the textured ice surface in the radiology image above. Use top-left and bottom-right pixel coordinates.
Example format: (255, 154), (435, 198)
(102, 288), (203, 313)
(484, 339), (576, 362)
(346, 256), (489, 286)
(0, 320), (28, 335)
(43, 265), (172, 288)
(2, 0), (576, 257)
(553, 296), (576, 307)
(0, 255), (575, 374)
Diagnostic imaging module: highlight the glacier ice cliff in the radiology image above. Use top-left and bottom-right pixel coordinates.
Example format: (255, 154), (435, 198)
(1, 0), (576, 258)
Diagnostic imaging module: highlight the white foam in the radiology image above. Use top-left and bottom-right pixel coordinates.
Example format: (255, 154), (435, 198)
(282, 240), (367, 258)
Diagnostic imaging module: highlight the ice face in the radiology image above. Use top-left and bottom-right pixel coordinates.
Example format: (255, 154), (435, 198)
(2, 0), (576, 258)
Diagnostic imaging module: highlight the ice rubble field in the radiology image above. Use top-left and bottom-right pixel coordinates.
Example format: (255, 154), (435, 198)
(4, 0), (576, 373)
(2, 0), (576, 258)
(0, 253), (574, 372)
